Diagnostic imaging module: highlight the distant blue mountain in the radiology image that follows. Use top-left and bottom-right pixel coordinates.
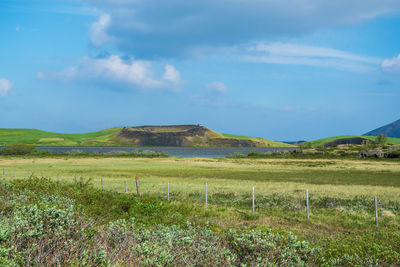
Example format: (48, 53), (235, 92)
(363, 119), (400, 138)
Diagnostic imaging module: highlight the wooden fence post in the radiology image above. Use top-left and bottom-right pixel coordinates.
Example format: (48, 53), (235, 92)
(252, 186), (255, 215)
(375, 196), (379, 231)
(135, 176), (141, 197)
(14, 170), (16, 178)
(2, 168), (4, 178)
(306, 189), (310, 222)
(27, 170), (29, 178)
(124, 181), (128, 193)
(74, 176), (77, 183)
(101, 177), (104, 190)
(205, 183), (208, 206)
(167, 183), (170, 201)
(57, 174), (60, 182)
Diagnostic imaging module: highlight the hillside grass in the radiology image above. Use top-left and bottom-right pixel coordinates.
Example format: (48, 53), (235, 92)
(0, 128), (123, 146)
(1, 156), (400, 265)
(309, 135), (400, 147)
(221, 133), (295, 147)
(0, 128), (294, 147)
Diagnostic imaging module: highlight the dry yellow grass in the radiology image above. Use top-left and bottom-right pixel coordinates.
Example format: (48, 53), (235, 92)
(39, 138), (65, 142)
(1, 157), (400, 201)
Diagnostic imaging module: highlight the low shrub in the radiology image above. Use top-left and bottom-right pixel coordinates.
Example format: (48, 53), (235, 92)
(0, 182), (319, 266)
(2, 178), (400, 265)
(0, 144), (38, 155)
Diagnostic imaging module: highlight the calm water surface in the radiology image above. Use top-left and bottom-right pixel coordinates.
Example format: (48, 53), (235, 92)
(30, 146), (298, 158)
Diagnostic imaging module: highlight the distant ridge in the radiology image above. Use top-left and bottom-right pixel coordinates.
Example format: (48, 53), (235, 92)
(363, 119), (400, 138)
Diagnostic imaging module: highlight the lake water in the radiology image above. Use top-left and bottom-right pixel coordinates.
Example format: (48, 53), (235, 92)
(27, 146), (299, 158)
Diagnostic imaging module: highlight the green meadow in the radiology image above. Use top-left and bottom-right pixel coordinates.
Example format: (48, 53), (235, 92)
(1, 156), (400, 265)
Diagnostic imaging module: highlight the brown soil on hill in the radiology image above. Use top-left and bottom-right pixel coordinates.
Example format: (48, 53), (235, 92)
(116, 125), (260, 147)
(323, 137), (373, 147)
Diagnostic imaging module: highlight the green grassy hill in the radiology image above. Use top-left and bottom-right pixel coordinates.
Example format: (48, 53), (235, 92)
(221, 133), (291, 147)
(0, 128), (124, 146)
(0, 127), (293, 147)
(309, 135), (400, 147)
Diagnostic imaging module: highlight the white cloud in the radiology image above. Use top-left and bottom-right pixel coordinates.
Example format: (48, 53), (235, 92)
(250, 43), (378, 64)
(82, 0), (400, 58)
(163, 64), (181, 86)
(38, 55), (181, 91)
(205, 82), (227, 93)
(381, 54), (400, 74)
(90, 14), (114, 46)
(0, 78), (13, 96)
(231, 42), (380, 71)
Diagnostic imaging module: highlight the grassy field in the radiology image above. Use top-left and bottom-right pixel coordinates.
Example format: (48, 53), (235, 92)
(1, 157), (400, 199)
(309, 135), (400, 147)
(1, 156), (400, 264)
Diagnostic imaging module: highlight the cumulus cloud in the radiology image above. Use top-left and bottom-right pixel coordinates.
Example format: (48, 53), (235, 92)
(205, 82), (227, 93)
(162, 64), (181, 86)
(82, 0), (400, 58)
(38, 55), (181, 91)
(381, 54), (400, 74)
(0, 78), (13, 96)
(231, 42), (380, 71)
(90, 14), (114, 46)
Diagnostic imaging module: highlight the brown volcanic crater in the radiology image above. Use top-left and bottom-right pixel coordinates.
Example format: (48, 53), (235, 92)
(116, 125), (260, 147)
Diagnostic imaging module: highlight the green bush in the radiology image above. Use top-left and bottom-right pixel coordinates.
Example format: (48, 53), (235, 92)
(0, 144), (38, 155)
(376, 134), (388, 145)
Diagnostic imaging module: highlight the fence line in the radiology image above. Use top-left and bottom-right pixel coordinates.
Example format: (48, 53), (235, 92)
(0, 168), (383, 229)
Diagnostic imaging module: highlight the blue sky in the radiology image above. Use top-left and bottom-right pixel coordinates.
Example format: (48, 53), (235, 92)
(1, 0), (400, 140)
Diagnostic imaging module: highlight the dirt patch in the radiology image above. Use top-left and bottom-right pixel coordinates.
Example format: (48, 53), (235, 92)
(39, 138), (65, 142)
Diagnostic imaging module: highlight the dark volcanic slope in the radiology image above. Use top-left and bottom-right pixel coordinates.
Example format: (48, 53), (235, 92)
(363, 119), (400, 138)
(115, 125), (273, 147)
(117, 125), (211, 146)
(323, 137), (372, 147)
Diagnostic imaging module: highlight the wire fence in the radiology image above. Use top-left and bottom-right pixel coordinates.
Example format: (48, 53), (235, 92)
(1, 167), (386, 230)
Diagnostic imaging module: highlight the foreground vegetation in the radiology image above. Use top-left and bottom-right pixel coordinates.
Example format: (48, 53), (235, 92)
(1, 156), (400, 265)
(1, 177), (399, 266)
